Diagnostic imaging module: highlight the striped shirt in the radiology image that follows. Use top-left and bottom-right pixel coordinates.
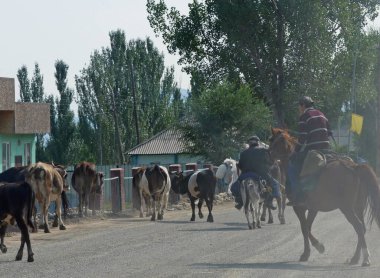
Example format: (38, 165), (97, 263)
(296, 107), (331, 152)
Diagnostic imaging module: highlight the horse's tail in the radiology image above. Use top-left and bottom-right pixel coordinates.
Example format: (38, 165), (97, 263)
(355, 164), (380, 228)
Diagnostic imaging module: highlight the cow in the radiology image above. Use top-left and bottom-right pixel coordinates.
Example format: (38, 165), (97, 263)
(0, 181), (35, 262)
(133, 165), (171, 221)
(0, 164), (70, 229)
(170, 169), (216, 222)
(25, 162), (66, 233)
(71, 162), (104, 217)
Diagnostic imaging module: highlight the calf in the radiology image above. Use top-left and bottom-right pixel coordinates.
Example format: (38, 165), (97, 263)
(171, 169), (216, 222)
(71, 162), (104, 217)
(0, 182), (35, 262)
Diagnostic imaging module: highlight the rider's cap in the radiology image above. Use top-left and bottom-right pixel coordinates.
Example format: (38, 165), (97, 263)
(298, 96), (314, 107)
(248, 135), (260, 142)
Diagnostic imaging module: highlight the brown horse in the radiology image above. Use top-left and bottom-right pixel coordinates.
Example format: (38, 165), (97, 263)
(269, 128), (380, 266)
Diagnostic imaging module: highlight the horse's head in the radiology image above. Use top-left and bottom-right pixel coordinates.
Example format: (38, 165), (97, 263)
(269, 127), (296, 161)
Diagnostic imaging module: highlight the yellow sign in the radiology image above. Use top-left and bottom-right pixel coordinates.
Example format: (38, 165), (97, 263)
(350, 113), (363, 135)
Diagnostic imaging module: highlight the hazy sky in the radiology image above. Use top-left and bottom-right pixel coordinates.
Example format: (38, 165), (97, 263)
(0, 1), (379, 102)
(0, 0), (191, 101)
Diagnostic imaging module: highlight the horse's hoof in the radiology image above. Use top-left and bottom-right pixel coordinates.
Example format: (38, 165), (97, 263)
(299, 253), (310, 262)
(347, 256), (360, 265)
(260, 216), (266, 222)
(268, 218), (273, 224)
(150, 216), (156, 221)
(190, 216), (195, 221)
(199, 213), (204, 219)
(315, 243), (325, 254)
(361, 260), (370, 267)
(44, 227), (50, 233)
(27, 255), (34, 262)
(52, 222), (58, 228)
(207, 215), (214, 223)
(157, 214), (163, 220)
(257, 224), (262, 229)
(59, 225), (66, 230)
(15, 254), (22, 261)
(248, 225), (253, 230)
(280, 218), (286, 225)
(0, 245), (7, 253)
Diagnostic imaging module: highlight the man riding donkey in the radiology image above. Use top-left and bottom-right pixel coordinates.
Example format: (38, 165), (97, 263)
(231, 135), (281, 210)
(286, 96), (333, 206)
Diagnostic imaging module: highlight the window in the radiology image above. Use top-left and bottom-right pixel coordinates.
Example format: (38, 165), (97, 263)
(24, 143), (31, 165)
(2, 142), (11, 171)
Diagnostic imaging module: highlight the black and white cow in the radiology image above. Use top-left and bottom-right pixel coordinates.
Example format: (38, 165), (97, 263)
(0, 182), (35, 262)
(133, 165), (171, 221)
(171, 169), (216, 222)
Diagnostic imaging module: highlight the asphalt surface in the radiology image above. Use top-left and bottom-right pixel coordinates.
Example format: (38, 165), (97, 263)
(1, 202), (380, 278)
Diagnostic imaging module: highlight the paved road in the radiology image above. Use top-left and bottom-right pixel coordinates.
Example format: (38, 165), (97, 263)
(1, 202), (380, 278)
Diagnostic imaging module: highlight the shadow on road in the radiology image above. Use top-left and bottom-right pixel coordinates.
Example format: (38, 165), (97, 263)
(191, 261), (360, 272)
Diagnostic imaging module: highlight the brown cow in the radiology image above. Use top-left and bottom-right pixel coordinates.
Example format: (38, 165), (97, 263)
(71, 162), (104, 217)
(25, 162), (66, 233)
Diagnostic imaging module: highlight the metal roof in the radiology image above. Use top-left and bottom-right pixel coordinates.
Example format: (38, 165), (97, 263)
(127, 129), (188, 155)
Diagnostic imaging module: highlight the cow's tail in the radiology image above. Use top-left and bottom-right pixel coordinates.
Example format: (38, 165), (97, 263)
(355, 164), (380, 228)
(26, 183), (36, 230)
(61, 191), (69, 219)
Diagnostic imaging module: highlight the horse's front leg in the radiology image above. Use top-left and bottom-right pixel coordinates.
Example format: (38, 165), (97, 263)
(189, 196), (196, 221)
(306, 210), (324, 254)
(293, 206), (310, 261)
(197, 198), (204, 219)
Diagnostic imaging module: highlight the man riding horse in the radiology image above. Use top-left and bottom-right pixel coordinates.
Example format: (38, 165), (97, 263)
(232, 135), (280, 210)
(287, 96), (332, 206)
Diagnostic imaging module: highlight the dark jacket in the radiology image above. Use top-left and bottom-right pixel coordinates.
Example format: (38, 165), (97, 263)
(238, 146), (272, 177)
(296, 107), (331, 152)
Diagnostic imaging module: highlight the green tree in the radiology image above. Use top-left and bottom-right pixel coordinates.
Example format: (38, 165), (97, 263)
(46, 60), (76, 164)
(147, 0), (380, 127)
(75, 30), (180, 164)
(179, 82), (271, 163)
(30, 63), (44, 103)
(17, 66), (31, 102)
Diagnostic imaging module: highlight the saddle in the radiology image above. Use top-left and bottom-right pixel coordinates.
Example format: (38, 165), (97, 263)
(299, 150), (353, 192)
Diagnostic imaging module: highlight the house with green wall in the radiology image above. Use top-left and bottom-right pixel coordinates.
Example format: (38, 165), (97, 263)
(0, 77), (50, 171)
(127, 129), (204, 167)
